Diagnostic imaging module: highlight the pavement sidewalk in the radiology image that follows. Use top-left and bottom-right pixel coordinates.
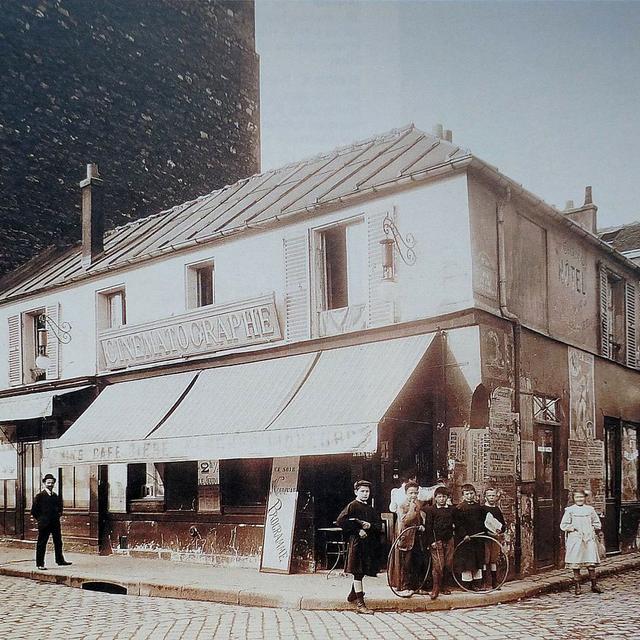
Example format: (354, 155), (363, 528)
(1, 543), (639, 612)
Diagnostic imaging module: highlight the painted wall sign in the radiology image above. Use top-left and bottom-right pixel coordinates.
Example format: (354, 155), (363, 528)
(261, 456), (300, 574)
(568, 347), (595, 440)
(98, 293), (282, 370)
(44, 423), (377, 466)
(0, 442), (18, 480)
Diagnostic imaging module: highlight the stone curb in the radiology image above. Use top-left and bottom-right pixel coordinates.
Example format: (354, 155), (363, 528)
(1, 555), (638, 612)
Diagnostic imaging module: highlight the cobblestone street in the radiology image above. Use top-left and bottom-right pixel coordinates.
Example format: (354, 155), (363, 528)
(1, 569), (639, 640)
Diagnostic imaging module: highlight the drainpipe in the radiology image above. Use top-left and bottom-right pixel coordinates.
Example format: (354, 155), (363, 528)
(496, 186), (523, 575)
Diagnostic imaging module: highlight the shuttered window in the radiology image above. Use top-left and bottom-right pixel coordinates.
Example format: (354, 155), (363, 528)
(368, 210), (395, 327)
(283, 235), (310, 341)
(625, 281), (637, 368)
(7, 315), (22, 387)
(599, 263), (639, 368)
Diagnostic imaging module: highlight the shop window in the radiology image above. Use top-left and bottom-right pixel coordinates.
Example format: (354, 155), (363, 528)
(61, 465), (90, 509)
(314, 219), (367, 336)
(186, 260), (215, 309)
(621, 424), (639, 502)
(221, 458), (271, 509)
(533, 396), (560, 424)
(97, 287), (126, 330)
(164, 461), (197, 511)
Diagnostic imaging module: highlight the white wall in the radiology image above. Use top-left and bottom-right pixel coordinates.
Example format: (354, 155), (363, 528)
(0, 172), (473, 389)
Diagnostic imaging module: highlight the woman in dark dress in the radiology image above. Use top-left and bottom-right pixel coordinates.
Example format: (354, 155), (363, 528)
(336, 480), (382, 614)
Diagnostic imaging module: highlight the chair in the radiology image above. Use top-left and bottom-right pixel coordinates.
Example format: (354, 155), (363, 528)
(317, 526), (347, 578)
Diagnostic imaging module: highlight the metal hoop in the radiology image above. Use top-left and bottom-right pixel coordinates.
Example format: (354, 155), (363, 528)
(451, 533), (509, 593)
(386, 525), (432, 598)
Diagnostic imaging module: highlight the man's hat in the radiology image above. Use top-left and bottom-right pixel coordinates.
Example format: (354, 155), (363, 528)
(353, 480), (371, 491)
(42, 473), (56, 482)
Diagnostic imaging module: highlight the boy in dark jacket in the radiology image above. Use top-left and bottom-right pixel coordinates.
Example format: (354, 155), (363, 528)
(336, 480), (381, 614)
(453, 483), (485, 591)
(423, 486), (454, 599)
(483, 487), (506, 589)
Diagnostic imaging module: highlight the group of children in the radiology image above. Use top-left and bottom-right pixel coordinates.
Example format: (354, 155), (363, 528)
(337, 479), (604, 614)
(336, 478), (506, 614)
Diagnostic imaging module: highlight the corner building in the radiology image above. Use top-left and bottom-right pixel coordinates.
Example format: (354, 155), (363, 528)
(1, 125), (639, 576)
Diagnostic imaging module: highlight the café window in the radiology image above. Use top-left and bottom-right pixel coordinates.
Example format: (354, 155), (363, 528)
(186, 259), (215, 309)
(127, 463), (164, 502)
(97, 287), (126, 330)
(164, 461), (198, 511)
(61, 465), (90, 509)
(313, 219), (367, 336)
(221, 458), (270, 509)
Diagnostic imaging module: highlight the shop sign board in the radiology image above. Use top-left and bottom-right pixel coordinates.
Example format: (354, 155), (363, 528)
(98, 293), (282, 370)
(261, 457), (300, 574)
(198, 459), (221, 513)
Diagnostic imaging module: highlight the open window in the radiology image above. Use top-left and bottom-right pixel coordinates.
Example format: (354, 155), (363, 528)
(97, 287), (126, 330)
(186, 259), (215, 309)
(313, 218), (367, 336)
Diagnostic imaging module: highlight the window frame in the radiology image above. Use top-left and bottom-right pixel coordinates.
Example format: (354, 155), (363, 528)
(96, 285), (127, 331)
(533, 395), (561, 425)
(310, 215), (367, 336)
(20, 308), (47, 383)
(186, 258), (215, 310)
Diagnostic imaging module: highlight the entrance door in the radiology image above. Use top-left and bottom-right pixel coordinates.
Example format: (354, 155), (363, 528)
(604, 418), (622, 552)
(534, 424), (558, 569)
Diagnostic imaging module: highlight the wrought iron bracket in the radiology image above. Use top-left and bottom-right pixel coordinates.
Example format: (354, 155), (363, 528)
(39, 313), (72, 344)
(382, 214), (416, 267)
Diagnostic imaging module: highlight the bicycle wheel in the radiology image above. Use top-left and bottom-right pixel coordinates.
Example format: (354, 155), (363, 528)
(451, 533), (509, 593)
(386, 525), (432, 598)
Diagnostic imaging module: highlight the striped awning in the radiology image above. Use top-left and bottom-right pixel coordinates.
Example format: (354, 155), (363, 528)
(43, 334), (434, 465)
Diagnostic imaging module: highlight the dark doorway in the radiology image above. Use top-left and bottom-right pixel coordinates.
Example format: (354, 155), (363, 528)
(604, 417), (622, 552)
(534, 424), (559, 569)
(97, 465), (110, 555)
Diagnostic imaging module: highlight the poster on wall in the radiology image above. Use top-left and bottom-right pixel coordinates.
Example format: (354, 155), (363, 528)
(198, 459), (221, 513)
(568, 347), (595, 440)
(261, 456), (300, 574)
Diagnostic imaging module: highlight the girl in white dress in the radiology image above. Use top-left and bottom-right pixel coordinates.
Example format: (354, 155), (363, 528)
(559, 489), (603, 595)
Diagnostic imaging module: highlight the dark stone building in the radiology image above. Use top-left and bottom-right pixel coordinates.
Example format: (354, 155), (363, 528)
(0, 0), (260, 276)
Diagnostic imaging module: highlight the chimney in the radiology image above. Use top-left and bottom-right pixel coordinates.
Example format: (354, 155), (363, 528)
(444, 129), (453, 142)
(80, 163), (104, 268)
(563, 186), (598, 234)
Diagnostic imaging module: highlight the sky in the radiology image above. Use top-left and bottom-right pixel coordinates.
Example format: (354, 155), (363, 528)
(255, 0), (640, 229)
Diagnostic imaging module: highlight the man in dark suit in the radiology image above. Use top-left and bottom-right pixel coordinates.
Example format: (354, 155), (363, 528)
(31, 473), (72, 570)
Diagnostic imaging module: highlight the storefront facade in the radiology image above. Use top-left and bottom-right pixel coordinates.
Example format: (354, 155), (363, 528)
(1, 125), (639, 574)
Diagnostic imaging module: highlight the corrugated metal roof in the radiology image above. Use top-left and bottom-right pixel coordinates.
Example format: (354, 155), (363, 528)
(0, 124), (469, 303)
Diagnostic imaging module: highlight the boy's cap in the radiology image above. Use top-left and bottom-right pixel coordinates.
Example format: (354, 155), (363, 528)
(354, 480), (372, 491)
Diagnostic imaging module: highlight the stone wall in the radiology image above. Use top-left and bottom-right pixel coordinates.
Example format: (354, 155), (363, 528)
(0, 0), (259, 276)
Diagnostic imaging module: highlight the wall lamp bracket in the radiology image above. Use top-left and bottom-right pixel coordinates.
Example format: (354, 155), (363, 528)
(380, 213), (416, 280)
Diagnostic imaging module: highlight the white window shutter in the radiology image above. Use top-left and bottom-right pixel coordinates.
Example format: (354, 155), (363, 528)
(45, 303), (60, 380)
(283, 236), (310, 342)
(599, 265), (610, 359)
(625, 281), (637, 368)
(8, 315), (22, 387)
(367, 210), (395, 327)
